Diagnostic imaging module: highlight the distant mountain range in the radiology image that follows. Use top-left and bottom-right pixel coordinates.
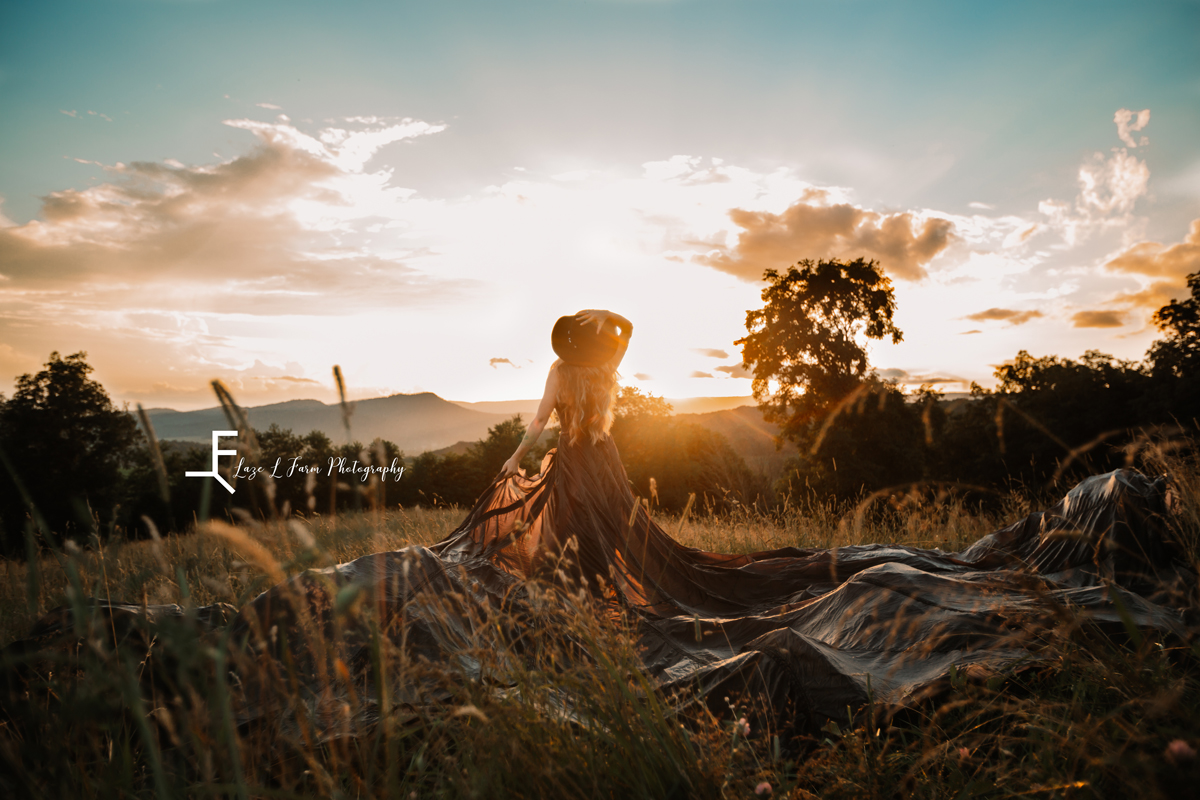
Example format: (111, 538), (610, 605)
(449, 395), (755, 417)
(143, 393), (515, 455)
(142, 393), (773, 465)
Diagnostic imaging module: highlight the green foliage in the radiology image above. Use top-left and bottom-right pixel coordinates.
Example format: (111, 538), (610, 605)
(609, 387), (767, 511)
(737, 257), (902, 446)
(779, 380), (934, 501)
(1149, 270), (1200, 379)
(1147, 270), (1200, 419)
(613, 415), (765, 512)
(950, 350), (1156, 492)
(467, 415), (533, 479)
(0, 352), (140, 554)
(613, 385), (674, 420)
(401, 415), (551, 509)
(116, 440), (227, 535)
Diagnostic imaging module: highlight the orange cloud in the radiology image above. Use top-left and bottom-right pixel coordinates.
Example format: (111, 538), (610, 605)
(1071, 310), (1127, 328)
(714, 363), (751, 378)
(963, 308), (1045, 326)
(697, 198), (954, 281)
(0, 118), (449, 311)
(1104, 218), (1200, 310)
(877, 367), (965, 386)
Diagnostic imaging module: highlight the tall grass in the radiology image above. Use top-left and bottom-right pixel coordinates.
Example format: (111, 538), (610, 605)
(2, 461), (1199, 798)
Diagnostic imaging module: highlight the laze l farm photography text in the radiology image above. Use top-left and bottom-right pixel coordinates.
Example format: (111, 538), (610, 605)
(232, 454), (406, 484)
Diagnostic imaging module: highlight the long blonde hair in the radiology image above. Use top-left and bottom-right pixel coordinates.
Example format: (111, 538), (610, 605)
(556, 363), (618, 445)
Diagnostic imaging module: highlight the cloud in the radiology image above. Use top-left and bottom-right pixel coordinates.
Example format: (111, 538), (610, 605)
(913, 376), (964, 385)
(0, 115), (468, 407)
(689, 370), (713, 378)
(1071, 309), (1127, 328)
(60, 109), (111, 121)
(489, 357), (519, 369)
(697, 193), (954, 281)
(633, 373), (653, 380)
(714, 363), (751, 378)
(1037, 111), (1151, 246)
(1003, 224), (1040, 248)
(1077, 149), (1149, 217)
(1103, 218), (1200, 310)
(968, 202), (995, 210)
(876, 366), (966, 387)
(256, 102), (283, 110)
(0, 116), (448, 308)
(960, 329), (982, 335)
(963, 308), (1045, 326)
(1115, 108), (1150, 148)
(693, 348), (728, 358)
(643, 155), (732, 186)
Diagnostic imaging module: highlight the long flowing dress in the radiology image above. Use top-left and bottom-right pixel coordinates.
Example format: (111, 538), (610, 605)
(434, 430), (1185, 616)
(391, 429), (1188, 721)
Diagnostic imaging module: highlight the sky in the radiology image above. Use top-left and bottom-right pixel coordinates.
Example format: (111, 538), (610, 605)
(1, 0), (1198, 411)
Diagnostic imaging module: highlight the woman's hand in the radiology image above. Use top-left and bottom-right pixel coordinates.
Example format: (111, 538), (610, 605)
(500, 454), (524, 479)
(578, 309), (616, 333)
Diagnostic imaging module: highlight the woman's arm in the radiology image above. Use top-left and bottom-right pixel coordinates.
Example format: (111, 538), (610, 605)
(499, 363), (560, 478)
(576, 309), (633, 370)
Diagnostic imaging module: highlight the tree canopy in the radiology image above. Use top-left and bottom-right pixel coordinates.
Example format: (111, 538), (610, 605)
(736, 258), (902, 446)
(1147, 270), (1200, 420)
(0, 352), (140, 552)
(613, 386), (674, 420)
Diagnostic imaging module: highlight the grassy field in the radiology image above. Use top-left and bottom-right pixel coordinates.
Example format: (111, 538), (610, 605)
(2, 477), (1199, 798)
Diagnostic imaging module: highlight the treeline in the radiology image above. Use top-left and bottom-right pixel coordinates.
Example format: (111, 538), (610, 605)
(759, 265), (1200, 505)
(2, 267), (1196, 554)
(783, 351), (1197, 505)
(0, 361), (759, 556)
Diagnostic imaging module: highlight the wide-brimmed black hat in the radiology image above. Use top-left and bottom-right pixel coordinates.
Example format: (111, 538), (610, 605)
(551, 315), (619, 367)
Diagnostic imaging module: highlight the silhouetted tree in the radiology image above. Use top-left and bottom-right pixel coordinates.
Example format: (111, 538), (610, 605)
(735, 259), (916, 501)
(468, 416), (541, 480)
(117, 441), (224, 537)
(1148, 271), (1200, 379)
(0, 352), (140, 553)
(737, 258), (902, 448)
(1147, 270), (1200, 422)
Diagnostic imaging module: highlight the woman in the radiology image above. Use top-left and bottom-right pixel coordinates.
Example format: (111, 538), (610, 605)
(432, 309), (909, 617)
(431, 309), (662, 597)
(499, 309), (630, 480)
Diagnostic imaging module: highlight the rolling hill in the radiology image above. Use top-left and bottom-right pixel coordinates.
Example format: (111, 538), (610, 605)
(143, 392), (790, 475)
(144, 393), (517, 455)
